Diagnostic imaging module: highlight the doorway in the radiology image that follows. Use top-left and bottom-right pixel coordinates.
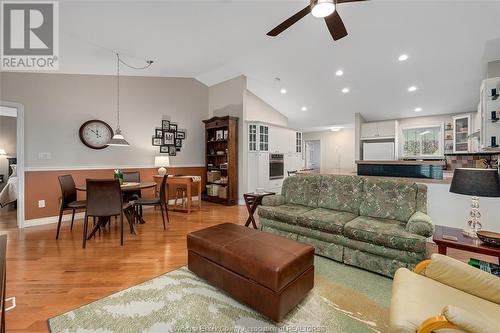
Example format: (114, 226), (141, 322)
(0, 102), (24, 229)
(305, 140), (321, 170)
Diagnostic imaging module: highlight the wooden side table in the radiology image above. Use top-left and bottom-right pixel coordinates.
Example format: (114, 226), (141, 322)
(243, 192), (275, 229)
(433, 225), (500, 264)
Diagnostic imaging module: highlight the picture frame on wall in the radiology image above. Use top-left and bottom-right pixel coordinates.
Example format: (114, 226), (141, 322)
(168, 146), (176, 156)
(162, 120), (170, 130)
(155, 128), (163, 138)
(176, 147), (181, 152)
(169, 123), (178, 132)
(163, 131), (175, 145)
(176, 131), (186, 139)
(175, 138), (182, 148)
(160, 145), (169, 153)
(152, 137), (162, 146)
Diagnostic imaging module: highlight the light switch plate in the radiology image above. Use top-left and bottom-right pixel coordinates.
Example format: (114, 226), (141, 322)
(38, 200), (45, 208)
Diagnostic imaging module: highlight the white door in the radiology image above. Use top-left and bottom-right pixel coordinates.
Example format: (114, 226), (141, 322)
(305, 140), (321, 170)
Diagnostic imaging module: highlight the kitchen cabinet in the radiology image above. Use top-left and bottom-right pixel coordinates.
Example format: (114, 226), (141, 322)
(361, 121), (396, 139)
(453, 114), (472, 153)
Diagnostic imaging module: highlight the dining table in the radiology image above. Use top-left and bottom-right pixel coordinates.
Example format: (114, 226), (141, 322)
(76, 181), (157, 238)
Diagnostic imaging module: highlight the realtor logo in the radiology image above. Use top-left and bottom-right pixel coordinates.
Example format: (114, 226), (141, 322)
(1, 1), (59, 70)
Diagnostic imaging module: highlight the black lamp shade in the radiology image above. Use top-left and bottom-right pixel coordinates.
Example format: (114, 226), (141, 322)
(450, 168), (500, 197)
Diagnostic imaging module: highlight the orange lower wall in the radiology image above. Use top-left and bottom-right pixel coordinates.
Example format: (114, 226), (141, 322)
(24, 167), (206, 220)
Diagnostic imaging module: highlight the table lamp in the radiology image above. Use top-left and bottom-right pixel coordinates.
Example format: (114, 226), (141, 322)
(450, 168), (500, 238)
(154, 156), (170, 177)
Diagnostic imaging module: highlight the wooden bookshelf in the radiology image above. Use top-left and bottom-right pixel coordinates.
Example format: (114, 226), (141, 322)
(202, 116), (238, 205)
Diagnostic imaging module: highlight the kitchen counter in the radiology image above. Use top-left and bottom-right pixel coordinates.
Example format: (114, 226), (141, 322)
(297, 169), (453, 184)
(355, 159), (445, 180)
(356, 160), (446, 166)
(297, 170), (453, 184)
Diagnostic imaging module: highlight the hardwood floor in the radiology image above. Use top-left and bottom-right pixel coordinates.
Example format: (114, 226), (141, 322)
(0, 203), (496, 332)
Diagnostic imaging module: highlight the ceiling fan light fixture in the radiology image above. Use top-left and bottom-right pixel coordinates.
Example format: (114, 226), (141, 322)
(311, 0), (335, 18)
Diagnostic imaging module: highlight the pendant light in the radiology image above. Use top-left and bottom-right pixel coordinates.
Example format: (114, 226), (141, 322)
(108, 53), (153, 147)
(108, 53), (129, 146)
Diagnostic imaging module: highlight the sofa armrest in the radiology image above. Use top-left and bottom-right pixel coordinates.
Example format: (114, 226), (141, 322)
(416, 305), (499, 333)
(261, 194), (285, 207)
(406, 211), (434, 237)
(423, 254), (500, 304)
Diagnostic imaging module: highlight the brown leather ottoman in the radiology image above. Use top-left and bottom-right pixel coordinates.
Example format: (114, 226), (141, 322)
(187, 223), (314, 322)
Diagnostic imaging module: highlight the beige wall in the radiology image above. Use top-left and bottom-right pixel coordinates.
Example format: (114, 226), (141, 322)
(208, 75), (246, 201)
(244, 90), (288, 127)
(0, 115), (16, 190)
(0, 73), (209, 169)
(487, 60), (500, 78)
(303, 128), (356, 173)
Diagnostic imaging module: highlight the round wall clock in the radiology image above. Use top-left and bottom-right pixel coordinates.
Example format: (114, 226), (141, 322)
(79, 120), (114, 149)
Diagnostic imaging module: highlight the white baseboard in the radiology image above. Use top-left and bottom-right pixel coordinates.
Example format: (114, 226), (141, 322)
(24, 212), (86, 228)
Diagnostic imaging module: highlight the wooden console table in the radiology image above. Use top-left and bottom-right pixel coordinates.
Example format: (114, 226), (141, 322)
(433, 225), (500, 264)
(153, 175), (202, 214)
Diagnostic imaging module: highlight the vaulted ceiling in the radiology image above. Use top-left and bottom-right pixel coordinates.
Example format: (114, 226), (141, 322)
(56, 0), (500, 129)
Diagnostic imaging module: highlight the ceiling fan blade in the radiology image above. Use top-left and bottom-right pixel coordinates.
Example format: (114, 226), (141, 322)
(267, 6), (311, 37)
(324, 10), (348, 41)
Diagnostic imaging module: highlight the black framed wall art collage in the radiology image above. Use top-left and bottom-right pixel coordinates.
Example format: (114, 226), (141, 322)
(152, 119), (186, 156)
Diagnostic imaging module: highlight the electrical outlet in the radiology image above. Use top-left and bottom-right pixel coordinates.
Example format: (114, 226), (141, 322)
(38, 200), (45, 208)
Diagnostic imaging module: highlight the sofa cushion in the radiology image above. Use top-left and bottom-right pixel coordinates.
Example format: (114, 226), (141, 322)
(390, 268), (500, 333)
(317, 175), (364, 214)
(296, 208), (356, 235)
(282, 175), (322, 207)
(258, 204), (314, 224)
(359, 178), (418, 222)
(344, 216), (426, 252)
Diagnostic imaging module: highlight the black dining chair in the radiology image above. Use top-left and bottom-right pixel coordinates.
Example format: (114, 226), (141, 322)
(134, 175), (169, 230)
(83, 179), (132, 248)
(123, 171), (143, 218)
(56, 175), (86, 240)
(122, 171), (142, 201)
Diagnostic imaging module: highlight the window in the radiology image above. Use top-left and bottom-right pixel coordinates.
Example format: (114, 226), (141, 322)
(402, 125), (443, 158)
(248, 124), (257, 151)
(296, 132), (302, 153)
(259, 125), (268, 151)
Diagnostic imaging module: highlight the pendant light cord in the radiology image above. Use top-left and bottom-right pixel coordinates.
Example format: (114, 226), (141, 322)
(115, 53), (153, 132)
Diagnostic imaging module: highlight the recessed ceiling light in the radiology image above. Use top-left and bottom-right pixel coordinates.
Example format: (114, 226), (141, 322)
(280, 88), (287, 94)
(414, 107), (422, 112)
(342, 88), (349, 94)
(335, 70), (344, 76)
(398, 54), (409, 62)
(301, 106), (308, 112)
(408, 86), (417, 92)
(330, 127), (342, 132)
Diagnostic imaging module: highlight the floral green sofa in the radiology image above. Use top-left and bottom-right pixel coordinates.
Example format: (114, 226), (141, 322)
(258, 175), (433, 277)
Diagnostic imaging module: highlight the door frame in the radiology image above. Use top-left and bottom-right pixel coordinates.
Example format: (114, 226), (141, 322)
(0, 101), (25, 228)
(304, 139), (321, 170)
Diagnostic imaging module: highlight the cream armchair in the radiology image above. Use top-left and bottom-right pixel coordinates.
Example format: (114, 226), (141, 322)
(390, 254), (500, 333)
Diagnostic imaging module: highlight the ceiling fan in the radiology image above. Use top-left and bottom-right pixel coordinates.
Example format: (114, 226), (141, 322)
(267, 0), (366, 42)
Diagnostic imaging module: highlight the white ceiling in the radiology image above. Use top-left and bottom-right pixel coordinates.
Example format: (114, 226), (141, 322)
(54, 0), (500, 130)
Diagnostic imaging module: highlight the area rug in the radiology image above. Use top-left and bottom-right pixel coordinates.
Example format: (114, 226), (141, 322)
(48, 256), (392, 333)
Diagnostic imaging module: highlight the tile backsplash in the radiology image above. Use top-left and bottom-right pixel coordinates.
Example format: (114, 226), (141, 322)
(445, 154), (499, 170)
